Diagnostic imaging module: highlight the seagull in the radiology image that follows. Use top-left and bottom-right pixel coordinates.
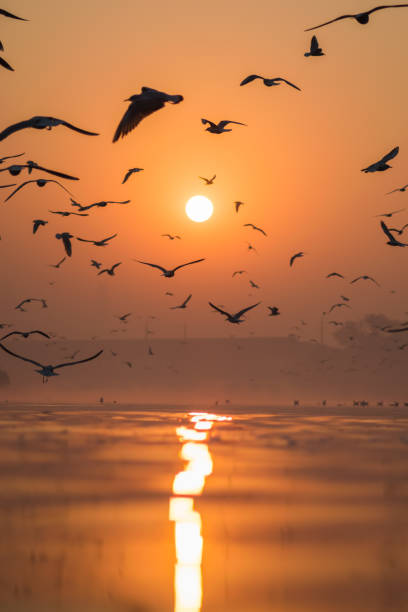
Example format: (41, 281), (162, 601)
(361, 146), (399, 173)
(0, 161), (79, 180)
(0, 8), (28, 20)
(122, 167), (144, 183)
(15, 298), (47, 312)
(148, 345), (154, 356)
(329, 321), (343, 326)
(0, 343), (103, 383)
(350, 275), (380, 286)
(117, 313), (132, 322)
(50, 257), (66, 269)
(165, 291), (174, 296)
(0, 330), (50, 341)
(387, 223), (408, 235)
(0, 56), (13, 71)
(136, 258), (205, 277)
(341, 295), (350, 301)
(161, 234), (181, 240)
(124, 361), (132, 368)
(240, 75), (301, 90)
(375, 208), (405, 218)
(235, 201), (244, 213)
(232, 270), (247, 277)
(386, 184), (408, 194)
(243, 223), (267, 236)
(290, 252), (305, 267)
(0, 183), (16, 188)
(201, 119), (246, 134)
(76, 234), (118, 247)
(170, 294), (192, 309)
(247, 242), (258, 253)
(327, 272), (344, 278)
(199, 174), (216, 185)
(329, 303), (352, 313)
(49, 210), (88, 217)
(0, 152), (24, 164)
(249, 280), (260, 289)
(380, 220), (408, 246)
(0, 116), (99, 142)
(305, 5), (408, 31)
(304, 35), (325, 56)
(98, 262), (121, 276)
(70, 199), (130, 212)
(267, 306), (280, 316)
(55, 233), (74, 257)
(113, 87), (183, 142)
(208, 301), (260, 324)
(5, 179), (74, 202)
(90, 260), (102, 269)
(33, 219), (47, 234)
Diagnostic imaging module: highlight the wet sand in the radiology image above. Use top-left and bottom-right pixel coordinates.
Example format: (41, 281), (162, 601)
(0, 404), (407, 612)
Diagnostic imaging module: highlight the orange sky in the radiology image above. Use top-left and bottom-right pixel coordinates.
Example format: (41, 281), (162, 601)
(1, 0), (408, 340)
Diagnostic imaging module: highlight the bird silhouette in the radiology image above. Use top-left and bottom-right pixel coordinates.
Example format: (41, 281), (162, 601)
(122, 167), (144, 183)
(161, 234), (181, 240)
(5, 179), (74, 202)
(136, 258), (205, 277)
(290, 252), (305, 266)
(15, 298), (47, 312)
(240, 75), (301, 90)
(329, 303), (351, 313)
(375, 208), (405, 218)
(209, 302), (260, 323)
(117, 313), (132, 322)
(49, 210), (88, 217)
(90, 260), (102, 269)
(304, 35), (325, 56)
(199, 174), (216, 185)
(0, 343), (103, 382)
(243, 223), (267, 236)
(267, 306), (280, 316)
(235, 201), (244, 213)
(113, 87), (183, 142)
(232, 270), (247, 277)
(71, 199), (130, 212)
(305, 5), (408, 31)
(201, 119), (246, 133)
(33, 219), (47, 234)
(76, 234), (118, 247)
(350, 275), (380, 286)
(0, 116), (99, 141)
(98, 262), (121, 276)
(380, 220), (408, 246)
(249, 280), (260, 289)
(386, 184), (408, 194)
(55, 233), (74, 256)
(326, 272), (344, 278)
(361, 146), (399, 173)
(170, 294), (192, 309)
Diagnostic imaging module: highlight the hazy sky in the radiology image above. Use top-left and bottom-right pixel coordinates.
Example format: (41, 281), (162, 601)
(1, 0), (408, 340)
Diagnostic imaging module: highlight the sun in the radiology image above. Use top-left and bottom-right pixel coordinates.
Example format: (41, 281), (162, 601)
(185, 195), (213, 223)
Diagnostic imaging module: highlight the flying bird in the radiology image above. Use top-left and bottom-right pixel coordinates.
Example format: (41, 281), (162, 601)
(0, 161), (79, 180)
(201, 119), (246, 134)
(267, 306), (280, 316)
(55, 232), (74, 257)
(305, 5), (408, 31)
(0, 343), (103, 382)
(0, 8), (28, 20)
(117, 313), (132, 322)
(90, 260), (102, 269)
(361, 146), (399, 173)
(235, 201), (244, 213)
(76, 234), (118, 247)
(329, 321), (343, 326)
(33, 219), (47, 234)
(290, 252), (305, 267)
(113, 87), (183, 142)
(326, 272), (344, 278)
(5, 179), (74, 202)
(350, 275), (380, 286)
(0, 116), (99, 141)
(240, 75), (301, 90)
(247, 242), (258, 253)
(122, 167), (144, 183)
(161, 234), (181, 240)
(375, 208), (405, 218)
(243, 223), (267, 236)
(15, 298), (47, 312)
(199, 174), (216, 185)
(136, 259), (205, 277)
(304, 35), (325, 56)
(208, 301), (260, 324)
(49, 210), (88, 217)
(249, 280), (260, 289)
(0, 330), (50, 341)
(341, 295), (350, 301)
(232, 270), (247, 277)
(170, 294), (192, 309)
(380, 220), (408, 246)
(98, 263), (122, 276)
(386, 184), (408, 194)
(71, 199), (130, 212)
(49, 257), (66, 269)
(329, 303), (351, 313)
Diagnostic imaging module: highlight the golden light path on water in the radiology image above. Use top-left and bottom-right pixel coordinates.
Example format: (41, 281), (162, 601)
(169, 412), (232, 612)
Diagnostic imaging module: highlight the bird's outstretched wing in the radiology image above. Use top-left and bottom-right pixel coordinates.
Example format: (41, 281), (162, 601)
(54, 350), (103, 370)
(27, 163), (79, 180)
(0, 183), (16, 188)
(122, 170), (133, 183)
(0, 152), (24, 162)
(137, 260), (168, 273)
(0, 119), (40, 141)
(101, 234), (117, 243)
(0, 56), (13, 71)
(368, 5), (408, 16)
(173, 258), (205, 272)
(380, 146), (399, 164)
(76, 237), (95, 243)
(112, 263), (122, 271)
(305, 14), (353, 31)
(276, 78), (301, 91)
(113, 93), (165, 142)
(0, 8), (27, 20)
(240, 75), (262, 86)
(62, 235), (72, 257)
(218, 120), (246, 128)
(201, 118), (215, 127)
(182, 294), (192, 306)
(234, 302), (261, 319)
(209, 302), (232, 317)
(310, 35), (319, 51)
(4, 180), (35, 201)
(381, 220), (398, 242)
(59, 119), (99, 136)
(0, 342), (43, 367)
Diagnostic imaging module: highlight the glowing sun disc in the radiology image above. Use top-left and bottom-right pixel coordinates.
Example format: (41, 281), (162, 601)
(185, 195), (213, 222)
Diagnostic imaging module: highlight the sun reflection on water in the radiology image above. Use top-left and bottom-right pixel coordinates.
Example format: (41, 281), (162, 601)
(169, 411), (232, 612)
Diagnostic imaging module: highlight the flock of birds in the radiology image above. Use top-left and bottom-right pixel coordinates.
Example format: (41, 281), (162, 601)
(1, 3), (408, 383)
